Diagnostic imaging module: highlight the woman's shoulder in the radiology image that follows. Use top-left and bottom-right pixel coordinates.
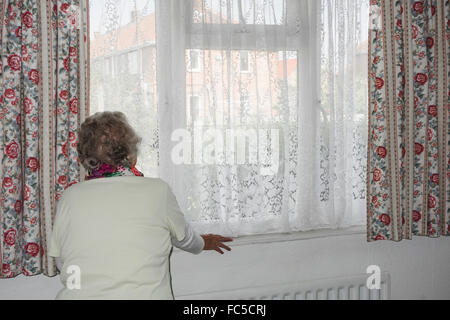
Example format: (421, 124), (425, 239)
(61, 176), (169, 197)
(57, 177), (171, 211)
(132, 176), (169, 189)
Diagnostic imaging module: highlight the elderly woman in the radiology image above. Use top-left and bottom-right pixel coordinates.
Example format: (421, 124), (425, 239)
(49, 111), (232, 300)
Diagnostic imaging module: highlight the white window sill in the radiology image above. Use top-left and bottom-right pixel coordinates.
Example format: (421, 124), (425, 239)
(229, 226), (366, 247)
(172, 226), (365, 253)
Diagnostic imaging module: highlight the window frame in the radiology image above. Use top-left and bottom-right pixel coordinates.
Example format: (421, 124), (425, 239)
(105, 56), (114, 76)
(128, 50), (139, 75)
(189, 94), (202, 125)
(187, 49), (201, 72)
(182, 0), (322, 124)
(239, 50), (250, 73)
(184, 0), (313, 51)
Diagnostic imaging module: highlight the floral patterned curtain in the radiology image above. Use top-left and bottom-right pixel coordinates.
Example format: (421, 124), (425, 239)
(367, 0), (449, 241)
(0, 0), (89, 278)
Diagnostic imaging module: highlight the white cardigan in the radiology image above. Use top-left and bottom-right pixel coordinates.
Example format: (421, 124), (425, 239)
(49, 176), (204, 300)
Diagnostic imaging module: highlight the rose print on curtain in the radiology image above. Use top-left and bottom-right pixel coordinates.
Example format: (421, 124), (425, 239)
(0, 0), (89, 278)
(0, 0), (42, 278)
(48, 0), (88, 202)
(367, 0), (450, 241)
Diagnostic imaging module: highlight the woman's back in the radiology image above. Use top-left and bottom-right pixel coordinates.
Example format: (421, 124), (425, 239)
(49, 176), (186, 300)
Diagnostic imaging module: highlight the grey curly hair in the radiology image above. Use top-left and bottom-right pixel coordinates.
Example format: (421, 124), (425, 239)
(77, 111), (142, 170)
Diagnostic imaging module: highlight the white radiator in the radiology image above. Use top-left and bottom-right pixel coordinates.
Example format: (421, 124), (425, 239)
(177, 273), (391, 300)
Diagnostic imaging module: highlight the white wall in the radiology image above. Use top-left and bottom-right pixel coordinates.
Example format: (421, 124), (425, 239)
(1, 231), (449, 300)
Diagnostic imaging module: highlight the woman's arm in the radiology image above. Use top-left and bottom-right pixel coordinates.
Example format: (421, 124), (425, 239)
(171, 223), (233, 255)
(171, 223), (204, 254)
(166, 183), (232, 254)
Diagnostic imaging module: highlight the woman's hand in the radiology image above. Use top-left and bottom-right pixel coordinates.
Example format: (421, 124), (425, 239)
(201, 234), (233, 254)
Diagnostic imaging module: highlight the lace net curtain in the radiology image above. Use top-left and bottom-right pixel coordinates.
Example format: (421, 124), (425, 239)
(90, 0), (159, 176)
(89, 0), (369, 236)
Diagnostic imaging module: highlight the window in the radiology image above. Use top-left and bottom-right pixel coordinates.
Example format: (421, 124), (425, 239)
(90, 0), (370, 236)
(142, 46), (156, 80)
(189, 95), (201, 125)
(240, 51), (249, 73)
(190, 0), (287, 25)
(115, 53), (128, 74)
(239, 92), (249, 107)
(128, 50), (139, 74)
(184, 0), (303, 129)
(105, 57), (114, 76)
(172, 0), (368, 234)
(89, 0), (159, 176)
(239, 91), (250, 123)
(187, 49), (201, 72)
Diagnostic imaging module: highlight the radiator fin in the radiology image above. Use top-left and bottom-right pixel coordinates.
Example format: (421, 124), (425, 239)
(177, 272), (391, 300)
